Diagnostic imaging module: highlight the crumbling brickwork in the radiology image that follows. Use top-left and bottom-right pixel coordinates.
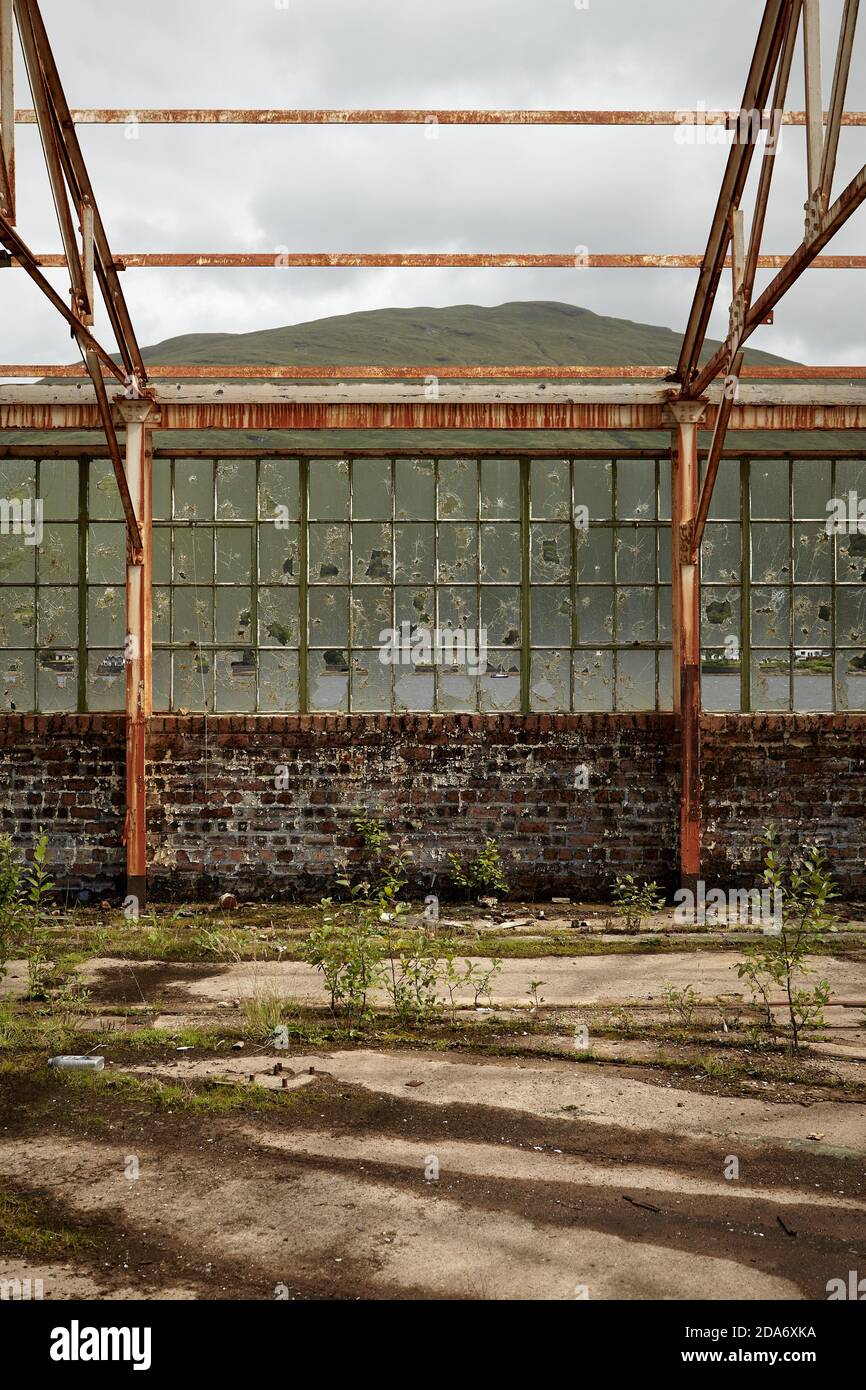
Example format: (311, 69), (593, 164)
(1, 712), (864, 899)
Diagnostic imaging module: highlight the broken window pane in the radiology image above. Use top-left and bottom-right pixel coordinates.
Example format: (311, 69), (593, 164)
(215, 526), (252, 584)
(615, 526), (656, 584)
(352, 522), (392, 583)
(616, 650), (657, 710)
(3, 651), (35, 712)
(172, 588), (213, 644)
(174, 460), (214, 521)
(702, 458), (739, 520)
(259, 458), (299, 521)
(37, 651), (77, 712)
(576, 586), (614, 644)
(172, 528), (214, 584)
(480, 523), (521, 582)
(572, 648), (614, 712)
(87, 586), (124, 646)
(701, 523), (741, 583)
(215, 649), (257, 712)
(173, 650), (212, 711)
(88, 459), (124, 520)
(438, 458), (478, 519)
(153, 529), (172, 584)
(793, 651), (832, 711)
(836, 586), (866, 645)
(216, 460), (256, 519)
(258, 587), (300, 648)
(395, 586), (434, 631)
(41, 459), (78, 519)
(530, 458), (570, 520)
(751, 523), (791, 583)
(308, 523), (349, 583)
(836, 532), (866, 584)
(792, 459), (832, 520)
(2, 589), (36, 647)
(530, 649), (570, 711)
(616, 459), (656, 520)
(215, 588), (253, 644)
(793, 524), (831, 582)
(395, 458), (435, 520)
(658, 649), (673, 710)
(153, 458), (171, 520)
(701, 586), (741, 647)
(87, 650), (125, 711)
(751, 586), (791, 646)
(480, 651), (521, 712)
(152, 587), (171, 644)
(351, 652), (392, 711)
(575, 527), (613, 583)
(394, 667), (435, 711)
(309, 649), (349, 711)
(438, 524), (478, 583)
(258, 522), (299, 584)
(530, 524), (571, 583)
(438, 586), (477, 632)
(531, 586), (571, 646)
(574, 459), (612, 519)
(309, 587), (349, 646)
(153, 650), (171, 711)
(702, 649), (741, 711)
(836, 651), (866, 710)
(751, 459), (790, 519)
(350, 588), (392, 646)
(394, 523), (434, 583)
(87, 523), (124, 584)
(793, 586), (832, 647)
(752, 650), (791, 711)
(258, 650), (299, 711)
(0, 533), (35, 583)
(438, 667), (478, 712)
(616, 587), (656, 643)
(481, 458), (519, 519)
(481, 587), (521, 647)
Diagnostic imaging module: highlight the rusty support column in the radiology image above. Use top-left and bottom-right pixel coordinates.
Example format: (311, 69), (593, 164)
(668, 402), (707, 889)
(117, 401), (156, 909)
(0, 0), (13, 220)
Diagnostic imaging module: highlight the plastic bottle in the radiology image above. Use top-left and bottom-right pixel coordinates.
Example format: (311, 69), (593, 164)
(48, 1055), (105, 1071)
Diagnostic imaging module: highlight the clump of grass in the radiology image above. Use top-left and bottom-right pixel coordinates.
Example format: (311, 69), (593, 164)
(0, 1187), (89, 1259)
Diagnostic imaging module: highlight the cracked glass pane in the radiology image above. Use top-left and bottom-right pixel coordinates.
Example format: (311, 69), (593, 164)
(793, 586), (832, 646)
(438, 524), (478, 583)
(572, 648), (613, 712)
(793, 524), (832, 582)
(259, 458), (299, 521)
(215, 649), (257, 713)
(352, 522), (392, 583)
(1, 652), (34, 711)
(350, 588), (392, 646)
(395, 458), (435, 520)
(659, 461), (672, 521)
(752, 650), (791, 711)
(309, 587), (349, 646)
(531, 586), (571, 645)
(793, 651), (832, 711)
(216, 588), (253, 644)
(574, 459), (612, 519)
(153, 651), (171, 712)
(172, 588), (213, 644)
(836, 586), (866, 644)
(575, 527), (613, 583)
(395, 586), (434, 631)
(576, 586), (613, 643)
(173, 528), (214, 584)
(174, 460), (214, 521)
(530, 458), (570, 520)
(751, 459), (789, 519)
(658, 649), (673, 710)
(438, 586), (477, 632)
(215, 526), (252, 583)
(259, 650), (299, 711)
(40, 523), (78, 584)
(2, 589), (36, 646)
(0, 459), (35, 503)
(153, 458), (171, 520)
(351, 651), (392, 711)
(173, 650), (212, 711)
(701, 522), (741, 582)
(836, 651), (866, 710)
(616, 459), (656, 520)
(793, 459), (832, 520)
(352, 458), (392, 519)
(308, 458), (349, 520)
(216, 460), (256, 519)
(87, 650), (125, 712)
(480, 651), (521, 712)
(530, 524), (571, 583)
(615, 526), (656, 583)
(87, 586), (124, 646)
(701, 585), (741, 647)
(37, 651), (77, 712)
(394, 667), (434, 711)
(394, 523), (434, 583)
(616, 587), (656, 643)
(481, 587), (521, 647)
(88, 458), (124, 520)
(153, 529), (171, 584)
(258, 587), (300, 647)
(438, 458), (478, 519)
(836, 532), (866, 583)
(438, 668), (478, 712)
(309, 650), (349, 711)
(41, 459), (77, 519)
(751, 586), (791, 646)
(616, 650), (656, 710)
(308, 522), (349, 583)
(658, 586), (673, 643)
(751, 523), (791, 582)
(258, 522), (299, 584)
(481, 458), (519, 519)
(152, 587), (170, 644)
(0, 533), (35, 583)
(480, 522), (521, 582)
(530, 649), (569, 711)
(702, 649), (741, 711)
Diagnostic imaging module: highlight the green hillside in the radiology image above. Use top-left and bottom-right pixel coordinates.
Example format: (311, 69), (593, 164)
(3, 300), (863, 451)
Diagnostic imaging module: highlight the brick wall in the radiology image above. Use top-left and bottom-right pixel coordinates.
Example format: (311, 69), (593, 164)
(1, 712), (864, 900)
(0, 715), (125, 899)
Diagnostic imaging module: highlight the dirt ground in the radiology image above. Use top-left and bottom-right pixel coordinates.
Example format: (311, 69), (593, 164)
(1, 905), (865, 1301)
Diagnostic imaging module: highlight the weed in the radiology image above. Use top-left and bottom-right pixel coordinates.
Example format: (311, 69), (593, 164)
(449, 837), (509, 900)
(612, 875), (666, 932)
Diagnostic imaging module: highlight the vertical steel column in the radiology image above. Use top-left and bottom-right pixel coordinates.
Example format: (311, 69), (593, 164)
(117, 401), (156, 908)
(668, 403), (706, 887)
(0, 0), (14, 220)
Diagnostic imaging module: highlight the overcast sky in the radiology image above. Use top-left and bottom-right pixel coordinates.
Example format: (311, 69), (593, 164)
(2, 0), (864, 367)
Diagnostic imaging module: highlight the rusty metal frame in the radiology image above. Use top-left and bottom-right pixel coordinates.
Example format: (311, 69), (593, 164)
(11, 106), (866, 126)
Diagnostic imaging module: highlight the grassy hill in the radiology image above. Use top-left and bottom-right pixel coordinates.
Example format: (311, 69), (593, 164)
(3, 300), (863, 451)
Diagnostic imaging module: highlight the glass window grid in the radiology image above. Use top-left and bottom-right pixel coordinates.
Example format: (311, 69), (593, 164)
(4, 452), (863, 713)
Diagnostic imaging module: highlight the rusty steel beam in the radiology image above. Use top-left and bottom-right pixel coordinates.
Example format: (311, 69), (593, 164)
(744, 0), (802, 305)
(4, 363), (866, 380)
(691, 351), (746, 562)
(675, 0), (790, 387)
(692, 162), (866, 397)
(11, 106), (866, 126)
(819, 0), (860, 208)
(10, 251), (866, 269)
(669, 403), (706, 884)
(803, 0), (825, 201)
